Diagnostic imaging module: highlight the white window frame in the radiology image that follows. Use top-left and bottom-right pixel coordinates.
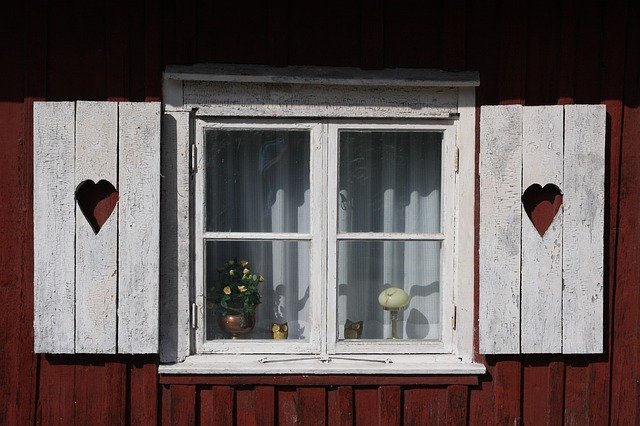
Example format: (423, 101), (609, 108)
(159, 65), (483, 374)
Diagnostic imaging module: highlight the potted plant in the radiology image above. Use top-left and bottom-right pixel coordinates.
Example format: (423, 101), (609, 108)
(208, 258), (264, 338)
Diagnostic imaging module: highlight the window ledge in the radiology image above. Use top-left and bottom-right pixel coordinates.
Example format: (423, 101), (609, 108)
(159, 354), (486, 376)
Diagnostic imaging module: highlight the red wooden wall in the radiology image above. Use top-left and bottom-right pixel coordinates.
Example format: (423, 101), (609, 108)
(1, 1), (639, 424)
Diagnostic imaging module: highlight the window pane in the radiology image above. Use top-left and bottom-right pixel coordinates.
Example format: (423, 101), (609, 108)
(205, 129), (310, 233)
(205, 240), (310, 341)
(337, 241), (441, 341)
(338, 131), (441, 233)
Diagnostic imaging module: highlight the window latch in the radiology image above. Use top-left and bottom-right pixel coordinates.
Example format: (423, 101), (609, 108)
(190, 143), (197, 173)
(258, 356), (392, 364)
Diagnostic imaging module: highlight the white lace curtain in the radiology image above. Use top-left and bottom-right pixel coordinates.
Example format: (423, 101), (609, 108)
(204, 129), (442, 341)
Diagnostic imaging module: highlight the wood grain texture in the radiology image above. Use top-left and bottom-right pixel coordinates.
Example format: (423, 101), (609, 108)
(521, 106), (564, 353)
(200, 385), (234, 425)
(378, 386), (401, 425)
(74, 101), (118, 354)
(296, 387), (326, 425)
(562, 104), (606, 354)
(33, 101), (76, 354)
(184, 81), (458, 118)
(129, 356), (159, 425)
(159, 111), (191, 363)
(235, 386), (258, 426)
(327, 386), (353, 426)
(479, 105), (522, 354)
(118, 102), (161, 354)
(170, 385), (196, 426)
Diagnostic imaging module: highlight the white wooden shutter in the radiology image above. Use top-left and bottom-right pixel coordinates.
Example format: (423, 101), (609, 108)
(479, 104), (605, 354)
(34, 101), (161, 354)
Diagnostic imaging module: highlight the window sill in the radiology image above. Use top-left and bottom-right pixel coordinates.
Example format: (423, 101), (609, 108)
(158, 354), (486, 376)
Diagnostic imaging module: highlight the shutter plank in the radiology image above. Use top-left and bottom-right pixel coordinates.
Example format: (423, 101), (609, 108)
(34, 101), (76, 353)
(74, 101), (118, 353)
(118, 102), (161, 353)
(563, 104), (605, 353)
(479, 105), (522, 354)
(521, 106), (563, 353)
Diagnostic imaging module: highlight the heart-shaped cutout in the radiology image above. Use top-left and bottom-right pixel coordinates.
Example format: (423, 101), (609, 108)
(521, 183), (563, 237)
(75, 179), (119, 234)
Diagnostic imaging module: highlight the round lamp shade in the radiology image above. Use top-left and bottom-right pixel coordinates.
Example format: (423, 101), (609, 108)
(378, 287), (410, 309)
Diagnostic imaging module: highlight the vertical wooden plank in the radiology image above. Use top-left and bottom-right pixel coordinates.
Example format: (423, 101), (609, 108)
(160, 111), (191, 363)
(35, 356), (76, 424)
(445, 385), (468, 425)
(129, 357), (159, 425)
(328, 386), (353, 425)
(563, 104), (606, 354)
(378, 386), (401, 425)
(161, 384), (172, 426)
(74, 101), (118, 354)
(236, 386), (257, 426)
(611, 5), (640, 423)
(200, 385), (234, 425)
(297, 387), (326, 425)
(521, 106), (564, 353)
(403, 387), (447, 424)
(353, 387), (378, 425)
(255, 386), (275, 426)
(277, 387), (298, 426)
(479, 105), (523, 354)
(118, 102), (161, 354)
(74, 360), (126, 426)
(33, 102), (76, 354)
(359, 0), (383, 69)
(522, 359), (564, 425)
(171, 385), (196, 426)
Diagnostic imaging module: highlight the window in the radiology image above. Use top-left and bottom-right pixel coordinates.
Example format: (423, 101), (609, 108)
(160, 65), (482, 374)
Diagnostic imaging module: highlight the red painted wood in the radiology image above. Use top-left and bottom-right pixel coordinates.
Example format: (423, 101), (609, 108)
(36, 357), (75, 424)
(255, 385), (276, 426)
(353, 387), (378, 426)
(74, 360), (126, 426)
(129, 357), (159, 425)
(611, 4), (640, 424)
(378, 386), (401, 426)
(295, 387), (326, 425)
(170, 385), (196, 426)
(267, 0), (289, 67)
(200, 385), (234, 425)
(161, 385), (172, 426)
(403, 387), (447, 424)
(276, 387), (297, 425)
(522, 359), (564, 425)
(360, 0), (384, 70)
(235, 386), (258, 426)
(327, 386), (353, 426)
(442, 0), (466, 71)
(446, 385), (468, 426)
(159, 374), (478, 386)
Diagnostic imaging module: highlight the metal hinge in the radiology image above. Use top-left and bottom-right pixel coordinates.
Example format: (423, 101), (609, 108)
(191, 303), (198, 329)
(454, 147), (460, 173)
(452, 305), (457, 330)
(190, 143), (197, 173)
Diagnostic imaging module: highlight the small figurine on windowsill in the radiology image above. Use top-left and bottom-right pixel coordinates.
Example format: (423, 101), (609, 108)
(344, 319), (363, 339)
(271, 322), (288, 339)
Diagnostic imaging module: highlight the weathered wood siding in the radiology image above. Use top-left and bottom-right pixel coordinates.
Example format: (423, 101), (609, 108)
(1, 0), (639, 424)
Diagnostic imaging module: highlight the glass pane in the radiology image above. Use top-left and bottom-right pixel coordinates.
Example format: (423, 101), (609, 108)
(336, 241), (440, 341)
(338, 131), (442, 233)
(205, 240), (310, 341)
(205, 129), (310, 233)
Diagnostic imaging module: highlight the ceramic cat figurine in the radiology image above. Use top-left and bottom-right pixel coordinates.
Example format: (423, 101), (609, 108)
(344, 319), (363, 339)
(271, 323), (288, 339)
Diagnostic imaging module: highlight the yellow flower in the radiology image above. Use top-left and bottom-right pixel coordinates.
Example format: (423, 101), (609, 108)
(238, 285), (247, 293)
(229, 270), (235, 276)
(223, 286), (231, 295)
(243, 268), (250, 275)
(258, 275), (265, 282)
(240, 260), (249, 267)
